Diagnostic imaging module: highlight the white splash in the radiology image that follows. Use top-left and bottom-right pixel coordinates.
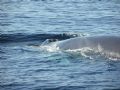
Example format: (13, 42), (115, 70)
(40, 42), (59, 52)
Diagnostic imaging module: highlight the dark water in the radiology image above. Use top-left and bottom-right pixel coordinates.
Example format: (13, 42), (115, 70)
(0, 0), (120, 90)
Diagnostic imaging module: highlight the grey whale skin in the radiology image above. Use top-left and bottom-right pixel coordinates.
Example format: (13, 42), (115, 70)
(56, 36), (120, 57)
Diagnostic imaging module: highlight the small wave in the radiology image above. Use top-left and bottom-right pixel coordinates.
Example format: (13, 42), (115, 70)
(34, 86), (86, 90)
(68, 49), (120, 60)
(0, 33), (79, 43)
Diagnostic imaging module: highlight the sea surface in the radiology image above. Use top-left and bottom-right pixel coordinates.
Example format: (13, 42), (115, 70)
(0, 0), (120, 90)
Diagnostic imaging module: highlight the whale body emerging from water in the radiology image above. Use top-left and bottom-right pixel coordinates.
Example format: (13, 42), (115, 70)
(55, 36), (120, 58)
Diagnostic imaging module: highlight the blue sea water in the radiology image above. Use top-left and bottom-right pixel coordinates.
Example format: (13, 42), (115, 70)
(0, 0), (120, 90)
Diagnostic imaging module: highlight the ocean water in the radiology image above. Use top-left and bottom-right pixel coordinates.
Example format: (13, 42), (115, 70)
(0, 0), (120, 90)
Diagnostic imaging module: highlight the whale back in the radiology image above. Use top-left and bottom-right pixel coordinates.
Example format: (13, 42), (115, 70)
(57, 36), (120, 53)
(57, 37), (87, 50)
(88, 36), (120, 53)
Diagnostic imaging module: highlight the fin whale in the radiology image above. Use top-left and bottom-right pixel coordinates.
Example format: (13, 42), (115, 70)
(56, 36), (120, 58)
